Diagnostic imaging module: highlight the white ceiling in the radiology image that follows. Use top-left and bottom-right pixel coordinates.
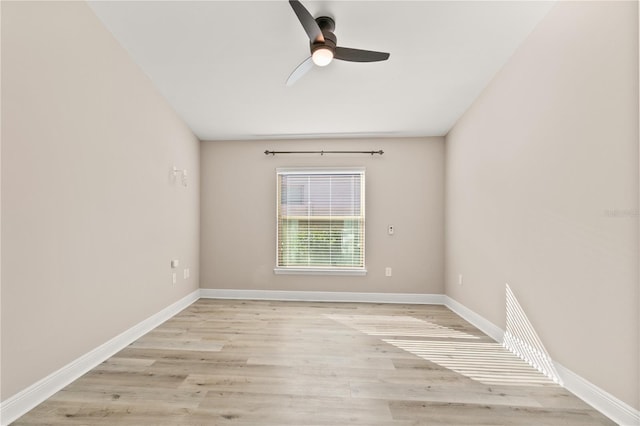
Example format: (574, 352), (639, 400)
(88, 1), (554, 141)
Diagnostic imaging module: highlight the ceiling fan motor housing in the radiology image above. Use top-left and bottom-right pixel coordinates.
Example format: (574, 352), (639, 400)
(311, 16), (337, 54)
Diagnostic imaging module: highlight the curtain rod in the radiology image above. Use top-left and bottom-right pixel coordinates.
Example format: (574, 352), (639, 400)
(264, 150), (384, 156)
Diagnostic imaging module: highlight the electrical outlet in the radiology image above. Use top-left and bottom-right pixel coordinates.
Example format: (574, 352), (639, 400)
(385, 267), (392, 277)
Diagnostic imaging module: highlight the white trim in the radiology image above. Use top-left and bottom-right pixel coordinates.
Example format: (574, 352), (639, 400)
(275, 167), (367, 274)
(443, 295), (640, 426)
(0, 290), (200, 426)
(443, 295), (504, 343)
(274, 267), (367, 276)
(276, 166), (366, 175)
(200, 288), (445, 305)
(554, 362), (640, 426)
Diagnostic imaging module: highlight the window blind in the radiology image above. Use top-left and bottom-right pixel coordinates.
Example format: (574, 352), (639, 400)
(276, 168), (365, 272)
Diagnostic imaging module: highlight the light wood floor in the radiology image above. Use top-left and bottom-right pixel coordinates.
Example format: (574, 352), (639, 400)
(14, 299), (614, 425)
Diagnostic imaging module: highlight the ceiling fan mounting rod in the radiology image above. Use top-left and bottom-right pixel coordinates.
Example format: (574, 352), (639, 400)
(315, 16), (335, 32)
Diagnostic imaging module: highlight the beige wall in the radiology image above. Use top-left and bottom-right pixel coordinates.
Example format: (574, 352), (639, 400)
(200, 138), (444, 294)
(1, 2), (199, 399)
(445, 1), (639, 409)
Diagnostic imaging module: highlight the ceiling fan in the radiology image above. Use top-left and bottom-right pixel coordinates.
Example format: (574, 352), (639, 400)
(286, 0), (390, 86)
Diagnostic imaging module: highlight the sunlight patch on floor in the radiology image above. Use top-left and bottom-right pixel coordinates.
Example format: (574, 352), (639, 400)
(325, 314), (480, 339)
(505, 284), (561, 384)
(326, 313), (555, 387)
(384, 339), (555, 386)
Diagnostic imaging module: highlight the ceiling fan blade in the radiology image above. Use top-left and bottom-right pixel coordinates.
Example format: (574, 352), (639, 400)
(286, 56), (314, 86)
(334, 47), (390, 62)
(289, 0), (324, 44)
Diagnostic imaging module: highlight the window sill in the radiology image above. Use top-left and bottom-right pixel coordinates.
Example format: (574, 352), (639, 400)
(274, 268), (367, 276)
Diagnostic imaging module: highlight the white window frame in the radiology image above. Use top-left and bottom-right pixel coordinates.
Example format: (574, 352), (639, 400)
(274, 167), (367, 276)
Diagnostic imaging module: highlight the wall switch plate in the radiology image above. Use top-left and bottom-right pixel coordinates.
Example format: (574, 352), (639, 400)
(458, 274), (463, 285)
(385, 267), (392, 277)
(172, 272), (177, 284)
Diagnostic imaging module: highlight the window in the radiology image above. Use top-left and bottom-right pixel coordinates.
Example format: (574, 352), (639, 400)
(275, 168), (366, 275)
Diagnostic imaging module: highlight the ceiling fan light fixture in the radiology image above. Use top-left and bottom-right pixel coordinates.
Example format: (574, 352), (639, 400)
(286, 1), (390, 85)
(312, 47), (333, 66)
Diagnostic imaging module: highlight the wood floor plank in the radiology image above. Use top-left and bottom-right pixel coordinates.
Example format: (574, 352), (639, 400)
(349, 380), (545, 408)
(129, 338), (224, 352)
(196, 391), (395, 424)
(12, 299), (615, 425)
(49, 385), (206, 410)
(92, 357), (155, 373)
(388, 400), (614, 426)
(179, 373), (353, 398)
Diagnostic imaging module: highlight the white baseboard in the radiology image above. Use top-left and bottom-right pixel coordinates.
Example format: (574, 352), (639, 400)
(554, 362), (640, 426)
(443, 295), (639, 426)
(443, 295), (504, 343)
(200, 288), (446, 305)
(0, 290), (200, 426)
